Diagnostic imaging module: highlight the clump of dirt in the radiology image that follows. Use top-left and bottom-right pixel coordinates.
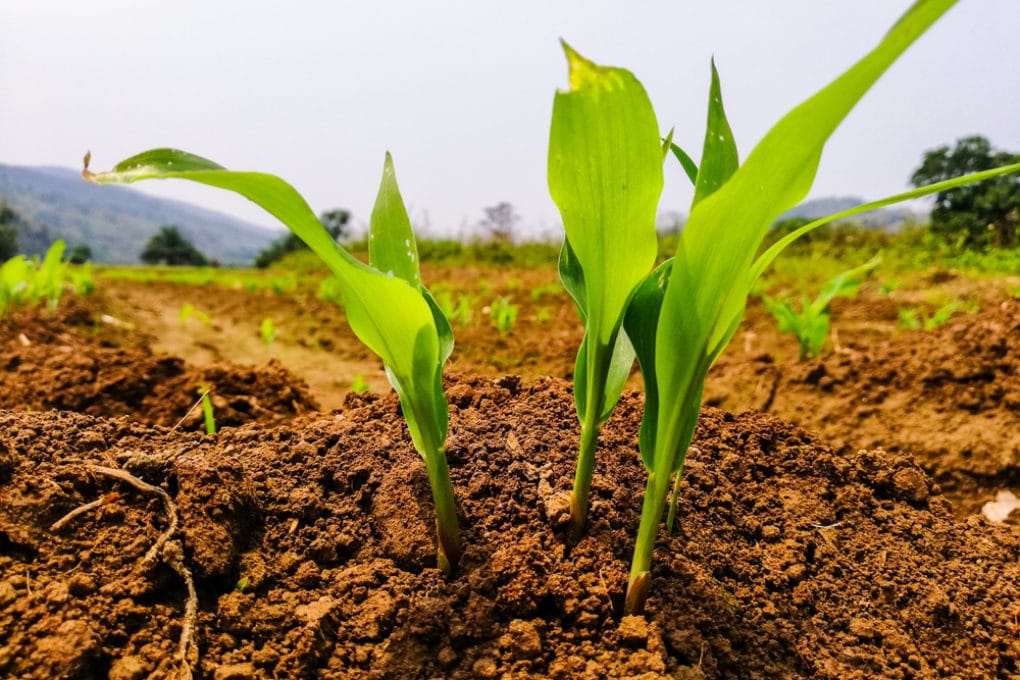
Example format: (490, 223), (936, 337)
(2, 376), (1017, 679)
(708, 297), (1020, 514)
(0, 296), (319, 430)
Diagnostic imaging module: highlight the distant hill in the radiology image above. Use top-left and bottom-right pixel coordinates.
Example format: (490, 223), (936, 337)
(0, 164), (280, 265)
(779, 195), (923, 230)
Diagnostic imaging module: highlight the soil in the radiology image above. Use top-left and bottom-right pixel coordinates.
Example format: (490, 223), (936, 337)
(0, 298), (318, 431)
(3, 377), (1019, 679)
(1, 271), (1019, 678)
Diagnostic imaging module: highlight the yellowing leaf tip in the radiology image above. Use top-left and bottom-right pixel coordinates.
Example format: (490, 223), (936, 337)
(560, 40), (608, 92)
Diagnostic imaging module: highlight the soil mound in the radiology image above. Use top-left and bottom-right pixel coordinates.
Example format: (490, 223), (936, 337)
(0, 298), (319, 430)
(2, 376), (1017, 678)
(709, 297), (1020, 513)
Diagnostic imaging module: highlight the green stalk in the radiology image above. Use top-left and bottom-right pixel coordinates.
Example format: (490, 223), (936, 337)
(569, 342), (611, 540)
(624, 468), (672, 615)
(422, 442), (461, 575)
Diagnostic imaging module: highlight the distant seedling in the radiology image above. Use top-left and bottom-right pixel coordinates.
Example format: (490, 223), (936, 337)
(898, 300), (970, 330)
(489, 296), (518, 333)
(259, 317), (276, 346)
(0, 240), (87, 317)
(350, 374), (370, 393)
(179, 303), (212, 328)
(762, 255), (880, 359)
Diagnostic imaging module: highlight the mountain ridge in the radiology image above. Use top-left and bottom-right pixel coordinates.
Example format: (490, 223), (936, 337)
(0, 163), (280, 264)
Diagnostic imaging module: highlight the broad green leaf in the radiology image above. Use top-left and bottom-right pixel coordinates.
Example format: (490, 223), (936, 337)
(652, 0), (957, 473)
(692, 59), (738, 206)
(549, 41), (661, 347)
(370, 152), (421, 288)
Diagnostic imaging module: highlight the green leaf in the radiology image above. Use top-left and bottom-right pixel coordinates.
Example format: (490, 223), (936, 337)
(669, 142), (699, 185)
(370, 152), (421, 288)
(751, 160), (1020, 282)
(549, 41), (662, 348)
(810, 254), (881, 316)
(692, 59), (738, 206)
(652, 0), (958, 474)
(623, 259), (673, 469)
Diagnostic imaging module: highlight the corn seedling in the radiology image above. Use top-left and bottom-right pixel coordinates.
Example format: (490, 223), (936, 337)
(85, 150), (462, 574)
(551, 0), (1020, 615)
(762, 255), (880, 359)
(879, 275), (901, 295)
(899, 300), (966, 330)
(270, 276), (293, 295)
(549, 42), (662, 540)
(350, 374), (370, 393)
(535, 306), (552, 324)
(199, 385), (217, 436)
(489, 296), (518, 333)
(260, 317), (276, 346)
(179, 303), (212, 328)
(317, 275), (344, 305)
(0, 240), (78, 317)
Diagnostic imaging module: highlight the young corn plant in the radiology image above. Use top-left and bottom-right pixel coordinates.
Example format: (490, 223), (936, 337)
(549, 41), (662, 540)
(489, 296), (518, 333)
(259, 317), (276, 346)
(84, 150), (462, 574)
(762, 255), (880, 359)
(552, 0), (1020, 615)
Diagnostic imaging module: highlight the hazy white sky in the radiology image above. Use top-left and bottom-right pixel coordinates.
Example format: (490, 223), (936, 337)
(2, 1), (1018, 239)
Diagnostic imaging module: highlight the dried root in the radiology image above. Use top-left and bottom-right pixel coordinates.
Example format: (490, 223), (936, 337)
(51, 464), (198, 680)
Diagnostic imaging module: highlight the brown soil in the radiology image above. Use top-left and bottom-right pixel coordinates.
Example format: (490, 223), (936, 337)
(708, 296), (1020, 515)
(2, 271), (1018, 678)
(0, 298), (318, 431)
(3, 376), (1019, 679)
(95, 272), (1019, 516)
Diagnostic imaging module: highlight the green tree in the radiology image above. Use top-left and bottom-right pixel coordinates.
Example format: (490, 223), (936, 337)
(254, 208), (350, 268)
(0, 201), (18, 261)
(911, 136), (1020, 250)
(66, 243), (92, 264)
(141, 225), (208, 266)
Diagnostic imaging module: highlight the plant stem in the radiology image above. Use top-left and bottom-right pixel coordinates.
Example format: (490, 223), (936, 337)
(624, 468), (672, 615)
(569, 410), (601, 541)
(423, 446), (461, 575)
(568, 343), (611, 541)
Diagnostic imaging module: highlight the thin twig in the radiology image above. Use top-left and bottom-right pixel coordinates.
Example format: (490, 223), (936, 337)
(171, 389), (211, 433)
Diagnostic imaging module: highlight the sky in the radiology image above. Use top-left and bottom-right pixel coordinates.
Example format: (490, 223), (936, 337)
(2, 1), (1018, 240)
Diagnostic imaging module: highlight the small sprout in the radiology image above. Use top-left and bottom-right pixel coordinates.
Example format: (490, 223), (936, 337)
(260, 317), (276, 346)
(350, 374), (370, 393)
(235, 576), (249, 593)
(535, 306), (552, 324)
(762, 255), (880, 360)
(489, 296), (518, 333)
(199, 385), (216, 436)
(179, 303), (212, 328)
